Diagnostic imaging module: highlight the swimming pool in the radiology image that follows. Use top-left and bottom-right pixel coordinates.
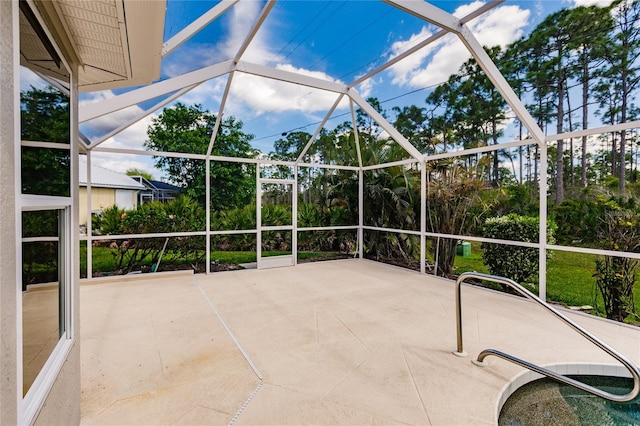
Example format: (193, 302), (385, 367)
(499, 375), (640, 425)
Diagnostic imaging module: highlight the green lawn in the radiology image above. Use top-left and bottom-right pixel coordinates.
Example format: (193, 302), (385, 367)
(454, 241), (640, 324)
(79, 244), (343, 276)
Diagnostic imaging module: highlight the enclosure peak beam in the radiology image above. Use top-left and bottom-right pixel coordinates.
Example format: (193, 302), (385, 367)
(236, 61), (348, 94)
(383, 0), (462, 34)
(162, 0), (239, 58)
(384, 0), (544, 143)
(233, 0), (276, 64)
(350, 1), (503, 88)
(349, 89), (423, 161)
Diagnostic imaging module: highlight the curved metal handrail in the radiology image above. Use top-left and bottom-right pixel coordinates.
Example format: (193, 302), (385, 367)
(454, 271), (640, 403)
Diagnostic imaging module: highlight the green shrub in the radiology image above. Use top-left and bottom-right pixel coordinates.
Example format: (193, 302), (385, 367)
(593, 210), (640, 322)
(481, 214), (555, 283)
(296, 203), (355, 252)
(211, 204), (257, 231)
(261, 204), (292, 227)
(551, 196), (620, 246)
(93, 195), (206, 273)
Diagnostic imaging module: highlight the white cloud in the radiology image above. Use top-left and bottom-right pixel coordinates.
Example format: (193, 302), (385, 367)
(224, 65), (346, 117)
(95, 114), (155, 151)
(89, 152), (158, 178)
(158, 1), (355, 120)
(387, 26), (442, 87)
(79, 91), (150, 136)
(177, 78), (227, 108)
(468, 4), (530, 48)
(571, 0), (612, 6)
(387, 2), (530, 89)
(79, 90), (158, 152)
(163, 1), (283, 78)
(161, 44), (230, 79)
(224, 1), (282, 65)
(355, 76), (375, 99)
(85, 115), (160, 179)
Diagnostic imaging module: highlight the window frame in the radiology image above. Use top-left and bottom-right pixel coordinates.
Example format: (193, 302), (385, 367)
(20, 202), (74, 423)
(17, 1), (77, 422)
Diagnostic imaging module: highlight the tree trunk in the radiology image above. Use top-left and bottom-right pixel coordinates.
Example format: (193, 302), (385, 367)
(534, 145), (539, 186)
(567, 94), (574, 187)
(555, 78), (565, 205)
(581, 53), (589, 188)
(611, 93), (618, 177)
(519, 120), (524, 184)
(492, 117), (499, 185)
(619, 64), (628, 193)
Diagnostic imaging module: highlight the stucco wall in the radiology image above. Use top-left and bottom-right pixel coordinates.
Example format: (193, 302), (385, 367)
(0, 1), (19, 422)
(34, 343), (80, 426)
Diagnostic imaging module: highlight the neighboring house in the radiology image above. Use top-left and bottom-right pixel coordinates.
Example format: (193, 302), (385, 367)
(130, 175), (182, 204)
(78, 156), (146, 226)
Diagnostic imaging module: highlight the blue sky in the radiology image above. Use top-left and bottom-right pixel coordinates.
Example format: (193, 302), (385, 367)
(75, 0), (612, 178)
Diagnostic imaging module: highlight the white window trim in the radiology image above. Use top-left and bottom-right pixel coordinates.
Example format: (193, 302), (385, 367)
(18, 204), (74, 426)
(17, 2), (76, 422)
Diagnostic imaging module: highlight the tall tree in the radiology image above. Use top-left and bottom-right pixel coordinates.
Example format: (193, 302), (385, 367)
(425, 78), (457, 154)
(392, 105), (430, 153)
(500, 38), (529, 184)
(526, 8), (573, 204)
(521, 38), (554, 185)
(566, 5), (613, 188)
(426, 47), (507, 184)
(599, 0), (640, 192)
(272, 130), (311, 161)
(458, 46), (507, 185)
(145, 103), (256, 208)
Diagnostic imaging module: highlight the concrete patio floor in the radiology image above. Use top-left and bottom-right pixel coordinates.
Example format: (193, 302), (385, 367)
(79, 259), (640, 425)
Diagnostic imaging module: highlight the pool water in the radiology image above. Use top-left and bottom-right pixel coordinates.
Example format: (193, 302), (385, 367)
(499, 375), (640, 426)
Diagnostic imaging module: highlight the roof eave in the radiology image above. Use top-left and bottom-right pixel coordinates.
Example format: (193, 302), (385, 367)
(31, 0), (166, 93)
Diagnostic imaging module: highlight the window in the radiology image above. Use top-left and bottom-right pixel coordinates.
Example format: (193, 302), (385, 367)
(21, 208), (70, 396)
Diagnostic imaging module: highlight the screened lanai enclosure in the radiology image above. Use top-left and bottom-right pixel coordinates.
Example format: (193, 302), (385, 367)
(8, 0), (640, 423)
(52, 0), (639, 302)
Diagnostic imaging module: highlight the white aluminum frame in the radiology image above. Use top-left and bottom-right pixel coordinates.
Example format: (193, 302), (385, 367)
(75, 0), (640, 307)
(162, 0), (239, 58)
(257, 172), (296, 270)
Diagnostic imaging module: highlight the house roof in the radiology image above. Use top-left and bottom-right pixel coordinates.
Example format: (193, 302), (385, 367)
(22, 0), (165, 92)
(131, 176), (182, 192)
(78, 156), (145, 190)
(148, 180), (182, 192)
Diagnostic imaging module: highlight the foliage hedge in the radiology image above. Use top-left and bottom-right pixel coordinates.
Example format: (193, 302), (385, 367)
(481, 214), (556, 283)
(86, 197), (358, 275)
(92, 195), (207, 273)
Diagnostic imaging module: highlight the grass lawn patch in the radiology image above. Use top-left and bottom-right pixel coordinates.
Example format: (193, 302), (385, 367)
(453, 241), (640, 324)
